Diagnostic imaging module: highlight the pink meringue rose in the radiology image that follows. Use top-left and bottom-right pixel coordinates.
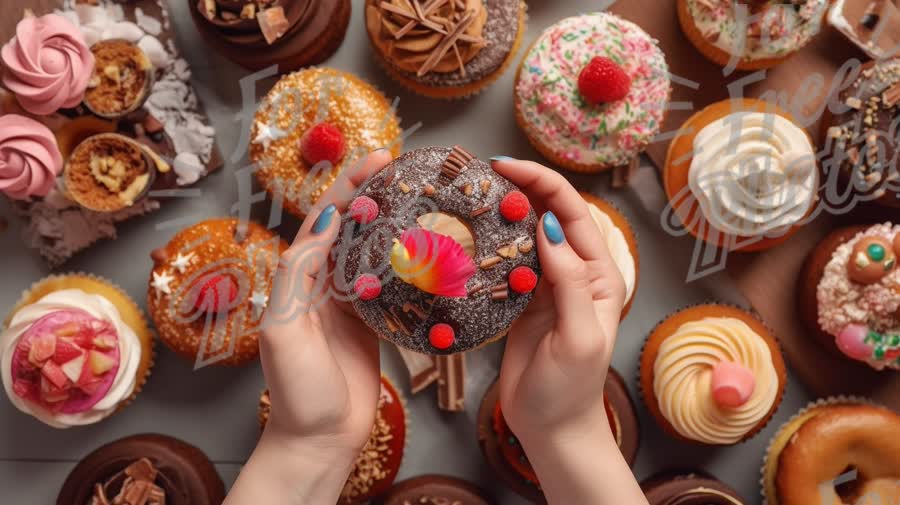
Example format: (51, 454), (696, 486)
(0, 114), (63, 200)
(1, 14), (94, 115)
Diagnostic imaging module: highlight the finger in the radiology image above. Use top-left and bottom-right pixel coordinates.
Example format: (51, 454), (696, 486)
(302, 148), (393, 229)
(491, 158), (609, 263)
(537, 211), (606, 360)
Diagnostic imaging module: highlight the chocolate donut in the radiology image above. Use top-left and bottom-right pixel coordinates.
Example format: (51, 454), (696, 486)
(56, 434), (225, 505)
(336, 146), (540, 354)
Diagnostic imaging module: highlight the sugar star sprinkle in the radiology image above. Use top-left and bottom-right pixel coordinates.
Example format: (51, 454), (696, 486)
(171, 252), (196, 273)
(252, 121), (287, 150)
(151, 270), (175, 298)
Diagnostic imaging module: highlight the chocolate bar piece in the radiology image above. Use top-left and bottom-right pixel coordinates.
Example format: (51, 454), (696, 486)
(436, 353), (465, 412)
(828, 0), (900, 59)
(395, 346), (439, 394)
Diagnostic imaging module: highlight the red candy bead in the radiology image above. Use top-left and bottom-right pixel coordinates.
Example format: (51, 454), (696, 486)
(429, 323), (455, 350)
(577, 56), (631, 105)
(349, 196), (379, 224)
(354, 274), (382, 301)
(508, 266), (537, 294)
(193, 274), (239, 313)
(499, 191), (530, 222)
(300, 122), (346, 166)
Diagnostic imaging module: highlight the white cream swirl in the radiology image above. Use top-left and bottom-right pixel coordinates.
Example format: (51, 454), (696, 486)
(688, 112), (817, 237)
(0, 289), (141, 428)
(652, 316), (779, 444)
(587, 203), (636, 304)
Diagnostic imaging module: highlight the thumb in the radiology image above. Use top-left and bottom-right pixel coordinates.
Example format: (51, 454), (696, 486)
(537, 211), (604, 359)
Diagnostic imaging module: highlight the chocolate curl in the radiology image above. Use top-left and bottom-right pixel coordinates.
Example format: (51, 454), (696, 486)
(436, 353), (465, 412)
(395, 345), (439, 394)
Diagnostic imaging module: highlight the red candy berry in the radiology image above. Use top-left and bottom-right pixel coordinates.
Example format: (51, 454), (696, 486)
(429, 323), (455, 350)
(349, 196), (379, 225)
(577, 56), (631, 105)
(193, 274), (239, 314)
(300, 122), (346, 166)
(354, 274), (382, 301)
(499, 191), (530, 222)
(509, 266), (538, 294)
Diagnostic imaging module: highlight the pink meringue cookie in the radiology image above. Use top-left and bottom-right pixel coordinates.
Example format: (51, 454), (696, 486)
(0, 114), (63, 200)
(1, 14), (95, 115)
(710, 360), (756, 408)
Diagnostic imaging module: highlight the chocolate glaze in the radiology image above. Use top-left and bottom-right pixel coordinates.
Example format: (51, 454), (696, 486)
(365, 0), (522, 88)
(56, 434), (225, 505)
(377, 475), (496, 505)
(476, 368), (640, 504)
(641, 472), (746, 505)
(335, 146), (540, 355)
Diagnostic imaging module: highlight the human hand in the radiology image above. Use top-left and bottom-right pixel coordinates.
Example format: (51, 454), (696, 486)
(225, 150), (392, 505)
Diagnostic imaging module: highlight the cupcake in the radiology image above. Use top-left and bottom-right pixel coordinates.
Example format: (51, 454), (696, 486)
(798, 223), (900, 371)
(189, 0), (351, 72)
(365, 0), (526, 99)
(259, 376), (408, 505)
(639, 304), (787, 446)
(821, 57), (900, 208)
(83, 39), (154, 119)
(0, 274), (154, 428)
(641, 472), (747, 504)
(63, 133), (156, 212)
(0, 114), (64, 201)
(147, 218), (287, 367)
(514, 12), (671, 173)
(664, 98), (819, 252)
(56, 433), (226, 505)
(762, 399), (900, 505)
(677, 0), (829, 70)
(477, 368), (640, 503)
(582, 192), (639, 318)
(378, 475), (495, 505)
(249, 67), (402, 218)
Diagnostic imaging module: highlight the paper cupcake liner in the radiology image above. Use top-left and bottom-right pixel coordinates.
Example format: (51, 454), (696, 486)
(6, 272), (157, 420)
(758, 395), (873, 505)
(637, 302), (787, 446)
(376, 1), (528, 100)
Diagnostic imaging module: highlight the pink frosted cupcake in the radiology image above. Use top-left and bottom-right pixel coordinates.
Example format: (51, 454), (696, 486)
(0, 114), (63, 200)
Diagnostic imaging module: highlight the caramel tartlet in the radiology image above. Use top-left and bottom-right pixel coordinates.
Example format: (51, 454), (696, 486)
(84, 39), (154, 119)
(64, 133), (155, 212)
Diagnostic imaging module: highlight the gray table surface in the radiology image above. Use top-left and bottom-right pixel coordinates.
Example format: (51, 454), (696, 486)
(0, 1), (816, 503)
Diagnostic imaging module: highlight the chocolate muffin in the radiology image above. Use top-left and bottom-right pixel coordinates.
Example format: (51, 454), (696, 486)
(822, 57), (900, 208)
(335, 146), (540, 355)
(377, 475), (495, 505)
(641, 472), (746, 505)
(84, 39), (154, 119)
(63, 133), (155, 212)
(56, 434), (225, 505)
(189, 0), (351, 71)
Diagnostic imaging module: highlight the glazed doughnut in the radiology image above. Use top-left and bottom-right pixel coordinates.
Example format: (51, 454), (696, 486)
(336, 146), (540, 354)
(764, 403), (900, 505)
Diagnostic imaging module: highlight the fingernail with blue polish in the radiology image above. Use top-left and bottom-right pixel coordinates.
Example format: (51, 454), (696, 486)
(490, 155), (514, 162)
(543, 211), (565, 244)
(312, 204), (337, 234)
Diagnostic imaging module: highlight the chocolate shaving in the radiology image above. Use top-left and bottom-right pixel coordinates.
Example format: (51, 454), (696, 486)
(402, 302), (427, 320)
(436, 353), (465, 411)
(883, 83), (900, 107)
(395, 345), (439, 394)
(467, 282), (486, 296)
(388, 306), (411, 335)
(490, 282), (509, 301)
(418, 10), (476, 76)
(439, 145), (474, 184)
(90, 459), (166, 505)
(470, 205), (490, 217)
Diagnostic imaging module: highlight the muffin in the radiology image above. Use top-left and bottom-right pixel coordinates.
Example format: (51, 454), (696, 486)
(259, 376), (408, 505)
(677, 0), (830, 70)
(641, 472), (747, 504)
(249, 67), (402, 218)
(63, 133), (156, 212)
(83, 39), (154, 119)
(377, 475), (495, 505)
(57, 433), (226, 505)
(0, 274), (154, 428)
(821, 58), (900, 208)
(762, 399), (900, 505)
(147, 218), (287, 367)
(514, 12), (671, 173)
(798, 223), (900, 371)
(188, 0), (351, 72)
(639, 304), (787, 446)
(365, 0), (525, 99)
(664, 98), (818, 252)
(477, 368), (640, 503)
(582, 192), (639, 319)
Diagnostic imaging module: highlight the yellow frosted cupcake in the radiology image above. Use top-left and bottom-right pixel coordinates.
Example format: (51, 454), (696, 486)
(1, 274), (154, 428)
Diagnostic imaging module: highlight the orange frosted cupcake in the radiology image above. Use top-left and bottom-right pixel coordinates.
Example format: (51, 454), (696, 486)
(581, 193), (639, 319)
(249, 68), (402, 218)
(640, 304), (787, 446)
(1, 274), (154, 428)
(664, 98), (819, 252)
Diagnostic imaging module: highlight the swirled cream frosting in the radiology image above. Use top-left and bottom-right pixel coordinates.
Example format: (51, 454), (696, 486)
(688, 111), (817, 237)
(652, 316), (779, 444)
